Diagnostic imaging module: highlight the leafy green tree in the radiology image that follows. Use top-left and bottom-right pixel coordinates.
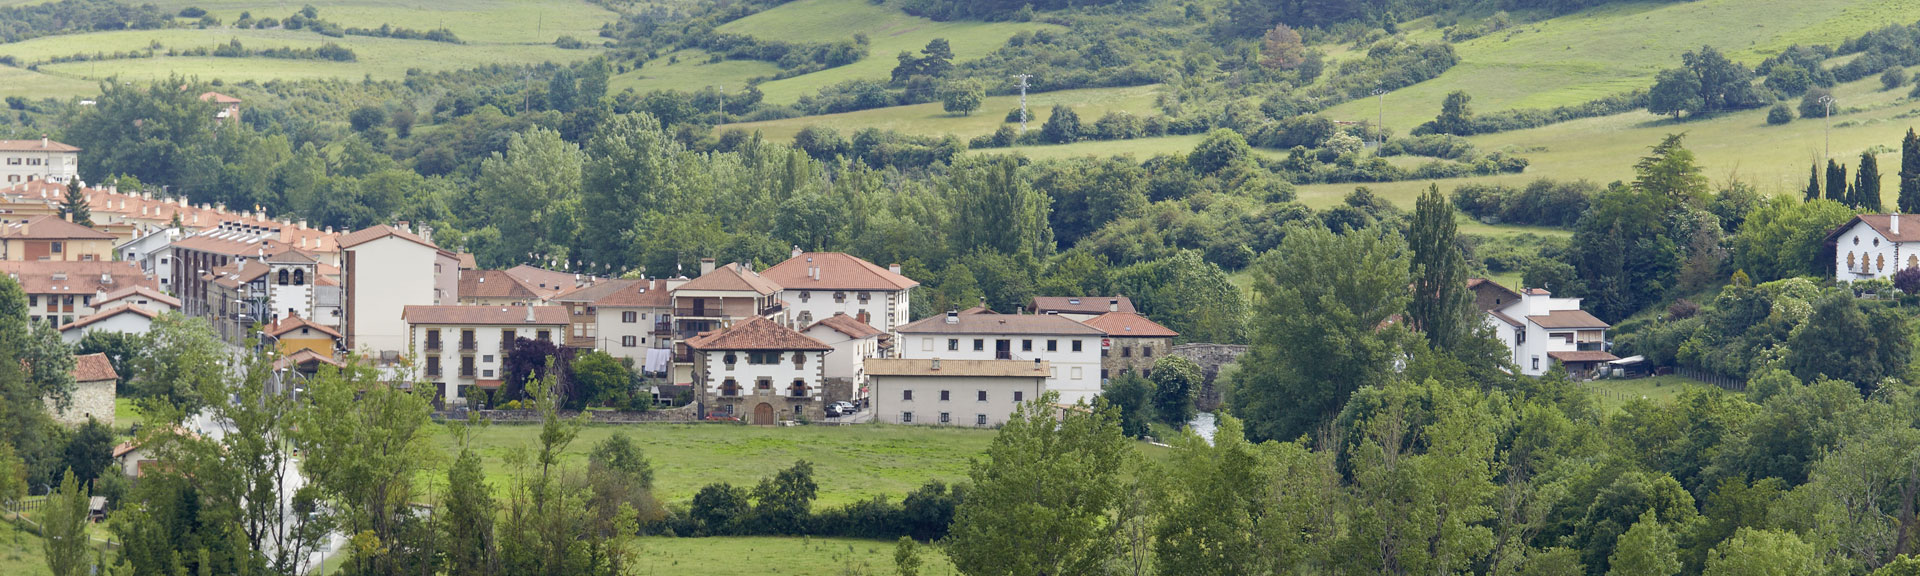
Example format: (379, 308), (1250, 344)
(1408, 184), (1474, 351)
(476, 127), (582, 268)
(689, 483), (750, 536)
(1633, 134), (1709, 206)
(294, 355), (434, 574)
(946, 156), (1053, 264)
(347, 106), (387, 133)
(1335, 381), (1502, 575)
(1875, 556), (1920, 576)
(1807, 162), (1824, 202)
(0, 441), (24, 507)
(1234, 225), (1408, 442)
(749, 460), (817, 535)
(60, 417), (112, 486)
(1102, 372), (1154, 438)
(1107, 251), (1249, 344)
(62, 78), (218, 187)
(1702, 528), (1822, 576)
(23, 321), (74, 411)
(1576, 471), (1698, 574)
(1731, 197), (1853, 282)
(1903, 129), (1920, 214)
(42, 468), (89, 576)
(1786, 291), (1909, 391)
(1148, 355), (1200, 428)
(58, 178), (90, 226)
(131, 313), (226, 416)
(1423, 90), (1475, 135)
(76, 331), (146, 392)
(1187, 129), (1251, 175)
(940, 79), (983, 116)
(1647, 68), (1703, 119)
(1606, 511), (1679, 576)
(576, 113), (682, 272)
(894, 536), (922, 576)
(1153, 415), (1337, 574)
(569, 351), (631, 409)
(1858, 151), (1886, 211)
(1041, 105), (1082, 144)
(946, 393), (1132, 576)
(443, 437), (499, 576)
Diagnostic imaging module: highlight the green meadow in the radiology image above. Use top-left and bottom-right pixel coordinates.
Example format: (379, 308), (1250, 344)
(142, 0), (618, 45)
(633, 536), (960, 575)
(728, 84), (1163, 142)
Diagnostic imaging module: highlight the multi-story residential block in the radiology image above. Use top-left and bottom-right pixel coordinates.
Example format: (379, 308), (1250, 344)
(0, 138), (79, 185)
(403, 305), (568, 408)
(686, 316), (831, 424)
(117, 228), (182, 290)
(1031, 295), (1136, 322)
(342, 225), (458, 358)
(801, 313), (886, 404)
(1080, 307), (1178, 381)
(669, 260), (786, 383)
(1473, 279), (1615, 377)
(551, 278), (676, 371)
(203, 248), (331, 343)
(894, 310), (1106, 404)
(867, 358), (1050, 427)
(762, 250), (917, 333)
(0, 260), (157, 326)
(0, 215), (116, 261)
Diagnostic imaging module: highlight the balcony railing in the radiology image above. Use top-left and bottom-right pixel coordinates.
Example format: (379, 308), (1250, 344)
(460, 340), (477, 352)
(426, 340), (442, 352)
(652, 323), (672, 335)
(674, 307), (717, 318)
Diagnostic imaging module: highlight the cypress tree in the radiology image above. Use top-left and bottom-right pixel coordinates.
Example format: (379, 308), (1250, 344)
(1407, 184), (1474, 351)
(58, 179), (90, 227)
(1806, 162), (1823, 202)
(1856, 151), (1884, 211)
(1827, 160), (1849, 204)
(1901, 128), (1920, 212)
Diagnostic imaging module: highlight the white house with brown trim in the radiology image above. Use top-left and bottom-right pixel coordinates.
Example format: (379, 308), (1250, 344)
(1828, 214), (1920, 281)
(895, 310), (1105, 403)
(1473, 279), (1615, 377)
(0, 138), (79, 184)
(686, 316), (831, 424)
(802, 313), (886, 403)
(867, 358), (1049, 427)
(762, 250), (917, 333)
(402, 305), (568, 408)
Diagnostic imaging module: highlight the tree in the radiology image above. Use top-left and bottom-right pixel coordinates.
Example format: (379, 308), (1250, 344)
(1335, 380), (1502, 575)
(1857, 151), (1885, 211)
(42, 468), (89, 576)
(945, 156), (1054, 265)
(1786, 291), (1909, 391)
(1408, 184), (1475, 351)
(940, 79), (983, 116)
(1607, 511), (1680, 576)
(1234, 225), (1409, 442)
(569, 351), (630, 410)
(443, 426), (498, 576)
(23, 321), (75, 411)
(1828, 159), (1849, 203)
(750, 460), (817, 535)
(1902, 129), (1920, 213)
(946, 393), (1132, 575)
(131, 313), (226, 416)
(894, 537), (923, 576)
(1683, 45), (1765, 113)
(1102, 372), (1154, 438)
(1767, 103), (1793, 125)
(1425, 91), (1475, 135)
(918, 38), (953, 77)
(1807, 162), (1823, 202)
(293, 356), (434, 574)
(1647, 68), (1703, 119)
(1148, 355), (1200, 428)
(1701, 528), (1821, 576)
(1187, 129), (1251, 175)
(1632, 134), (1709, 206)
(1153, 415), (1337, 574)
(58, 178), (91, 226)
(0, 441), (24, 509)
(347, 106), (387, 133)
(60, 417), (112, 486)
(476, 127), (583, 268)
(1886, 67), (1911, 91)
(76, 331), (147, 393)
(1041, 105), (1082, 144)
(1260, 23), (1306, 70)
(500, 338), (573, 405)
(690, 483), (750, 536)
(1731, 197), (1853, 282)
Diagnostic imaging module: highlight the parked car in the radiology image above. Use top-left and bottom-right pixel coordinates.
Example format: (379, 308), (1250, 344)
(827, 401), (856, 417)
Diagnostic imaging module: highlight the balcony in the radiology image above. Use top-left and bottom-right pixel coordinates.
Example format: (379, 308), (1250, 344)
(460, 339), (477, 352)
(673, 344), (695, 364)
(426, 340), (442, 352)
(652, 323), (672, 336)
(675, 307), (719, 318)
(759, 302), (784, 317)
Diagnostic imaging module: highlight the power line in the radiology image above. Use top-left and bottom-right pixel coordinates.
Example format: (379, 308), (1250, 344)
(1013, 74), (1032, 132)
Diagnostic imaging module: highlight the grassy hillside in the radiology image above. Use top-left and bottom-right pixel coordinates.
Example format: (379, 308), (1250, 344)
(634, 537), (960, 575)
(701, 0), (1055, 104)
(727, 84), (1163, 141)
(144, 0), (617, 45)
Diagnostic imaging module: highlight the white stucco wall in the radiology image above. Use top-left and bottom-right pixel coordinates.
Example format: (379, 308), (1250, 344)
(898, 333), (1101, 404)
(1835, 223), (1910, 281)
(869, 374), (1045, 427)
(701, 349), (826, 401)
(594, 306), (671, 366)
(61, 313), (154, 343)
(783, 288), (911, 332)
(408, 322), (564, 406)
(347, 237), (439, 355)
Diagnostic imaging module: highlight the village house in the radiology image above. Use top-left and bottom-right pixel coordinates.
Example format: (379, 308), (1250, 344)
(46, 353), (117, 427)
(687, 316), (832, 424)
(0, 138), (79, 184)
(894, 310), (1106, 404)
(95, 284), (179, 314)
(1080, 305), (1179, 381)
(801, 313), (887, 405)
(762, 249), (918, 333)
(1471, 278), (1616, 377)
(669, 260), (787, 383)
(866, 358), (1049, 427)
(402, 305), (568, 409)
(1031, 295), (1137, 322)
(264, 314), (343, 358)
(1827, 213), (1920, 281)
(199, 92), (242, 123)
(551, 277), (677, 374)
(0, 260), (157, 327)
(343, 224), (458, 359)
(0, 215), (116, 262)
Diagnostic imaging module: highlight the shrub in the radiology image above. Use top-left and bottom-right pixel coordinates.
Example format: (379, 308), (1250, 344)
(1884, 67), (1910, 90)
(554, 35), (586, 49)
(1799, 88), (1834, 119)
(1767, 104), (1794, 125)
(178, 7), (206, 18)
(1667, 298), (1700, 319)
(1895, 266), (1920, 294)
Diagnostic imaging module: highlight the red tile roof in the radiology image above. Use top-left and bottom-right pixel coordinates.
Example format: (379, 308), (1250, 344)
(59, 304), (158, 332)
(807, 313), (884, 339)
(276, 349), (343, 371)
(0, 215), (115, 240)
(1031, 296), (1135, 315)
(503, 265), (592, 298)
(458, 270), (543, 301)
(401, 305), (568, 326)
(96, 285), (179, 309)
(676, 262), (782, 295)
(0, 139), (80, 152)
(72, 353), (118, 382)
(266, 314), (342, 340)
(1081, 311), (1178, 338)
(0, 260), (155, 295)
(685, 316), (830, 351)
(761, 252), (918, 291)
(897, 312), (1105, 336)
(1528, 310), (1609, 329)
(339, 225), (436, 250)
(554, 278), (673, 307)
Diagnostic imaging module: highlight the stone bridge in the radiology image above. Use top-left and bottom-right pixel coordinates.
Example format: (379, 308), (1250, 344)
(1171, 343), (1248, 411)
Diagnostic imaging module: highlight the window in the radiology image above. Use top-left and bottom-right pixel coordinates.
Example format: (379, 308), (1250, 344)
(1071, 340), (1083, 352)
(948, 339), (959, 351)
(748, 351), (781, 364)
(1552, 332), (1574, 344)
(501, 329), (515, 345)
(976, 414), (987, 426)
(293, 269), (304, 286)
(789, 379), (808, 398)
(622, 336), (637, 347)
(50, 242), (61, 254)
(536, 330), (551, 341)
(1070, 367), (1083, 380)
(902, 412), (913, 423)
(1102, 369), (1110, 379)
(756, 377), (773, 390)
(1531, 356), (1540, 371)
(1022, 339), (1033, 352)
(426, 329), (442, 350)
(622, 311), (638, 323)
(972, 339), (984, 351)
(858, 292), (870, 303)
(903, 389), (914, 400)
(939, 412), (950, 424)
(721, 378), (740, 396)
(425, 356), (441, 376)
(799, 291), (810, 303)
(833, 292), (846, 303)
(976, 390), (987, 402)
(277, 269), (289, 285)
(793, 353), (807, 369)
(940, 390), (950, 401)
(460, 356), (475, 377)
(482, 369), (494, 378)
(1143, 346), (1153, 357)
(460, 329), (476, 350)
(482, 354), (495, 363)
(1121, 347), (1131, 358)
(3, 158), (16, 165)
(1014, 391), (1024, 402)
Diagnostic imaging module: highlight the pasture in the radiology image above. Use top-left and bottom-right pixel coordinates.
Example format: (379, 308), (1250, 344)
(633, 536), (960, 575)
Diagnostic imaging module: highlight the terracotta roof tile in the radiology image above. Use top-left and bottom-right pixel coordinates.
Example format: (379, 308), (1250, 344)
(807, 313), (884, 339)
(676, 262), (782, 295)
(266, 314), (342, 340)
(761, 252), (918, 291)
(96, 285), (179, 309)
(1528, 310), (1609, 329)
(59, 304), (158, 332)
(504, 265), (592, 298)
(1032, 296), (1135, 315)
(458, 270), (542, 301)
(71, 353), (118, 382)
(0, 139), (79, 152)
(339, 225), (436, 250)
(1081, 311), (1178, 338)
(685, 316), (830, 351)
(556, 278), (673, 307)
(402, 305), (568, 326)
(897, 312), (1105, 336)
(865, 358), (1052, 378)
(0, 260), (155, 295)
(0, 215), (115, 240)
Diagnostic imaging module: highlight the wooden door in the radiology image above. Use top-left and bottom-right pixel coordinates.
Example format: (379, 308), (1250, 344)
(753, 403), (775, 426)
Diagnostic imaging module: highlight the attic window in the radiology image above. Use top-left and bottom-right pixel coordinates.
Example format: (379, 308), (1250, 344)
(1855, 237), (1861, 245)
(1874, 238), (1881, 247)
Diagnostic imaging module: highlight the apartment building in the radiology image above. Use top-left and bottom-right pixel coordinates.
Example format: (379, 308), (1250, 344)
(894, 310), (1106, 404)
(403, 305), (568, 408)
(0, 215), (116, 261)
(0, 138), (79, 184)
(761, 250), (917, 333)
(342, 225), (458, 358)
(0, 260), (157, 327)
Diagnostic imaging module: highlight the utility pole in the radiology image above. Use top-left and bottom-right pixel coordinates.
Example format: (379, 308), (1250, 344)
(1822, 95), (1836, 159)
(717, 85), (725, 125)
(1013, 74), (1033, 131)
(1372, 88), (1387, 148)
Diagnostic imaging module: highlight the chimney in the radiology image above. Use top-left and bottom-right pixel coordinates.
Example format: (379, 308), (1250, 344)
(1109, 298), (1119, 312)
(525, 305), (537, 323)
(397, 221), (411, 234)
(700, 258), (715, 276)
(889, 263), (902, 275)
(1896, 212), (1903, 235)
(945, 310), (958, 324)
(791, 245), (803, 259)
(41, 135), (48, 148)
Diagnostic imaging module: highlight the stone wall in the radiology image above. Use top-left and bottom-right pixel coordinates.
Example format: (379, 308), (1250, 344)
(45, 379), (115, 428)
(434, 402), (702, 424)
(1170, 343), (1248, 411)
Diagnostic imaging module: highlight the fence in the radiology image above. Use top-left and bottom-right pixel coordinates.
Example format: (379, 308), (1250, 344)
(1675, 366), (1748, 393)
